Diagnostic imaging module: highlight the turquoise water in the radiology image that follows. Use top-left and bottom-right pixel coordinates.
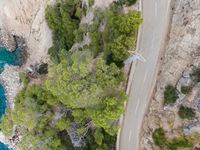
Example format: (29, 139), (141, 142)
(0, 142), (10, 150)
(0, 47), (21, 150)
(0, 47), (21, 72)
(0, 84), (6, 120)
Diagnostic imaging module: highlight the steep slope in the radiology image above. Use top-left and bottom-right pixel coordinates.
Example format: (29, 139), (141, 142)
(0, 0), (55, 67)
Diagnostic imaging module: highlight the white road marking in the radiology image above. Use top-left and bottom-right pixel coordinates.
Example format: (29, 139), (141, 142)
(155, 2), (158, 17)
(135, 101), (140, 114)
(143, 70), (148, 83)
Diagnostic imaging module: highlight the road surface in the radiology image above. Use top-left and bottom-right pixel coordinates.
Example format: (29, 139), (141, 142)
(119, 0), (171, 150)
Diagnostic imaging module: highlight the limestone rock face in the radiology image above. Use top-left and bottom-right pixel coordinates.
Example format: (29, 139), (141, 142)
(0, 0), (55, 66)
(0, 29), (16, 51)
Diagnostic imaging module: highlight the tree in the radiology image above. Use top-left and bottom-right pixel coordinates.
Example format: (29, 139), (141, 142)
(152, 128), (167, 148)
(46, 50), (126, 136)
(55, 118), (71, 131)
(181, 86), (191, 94)
(0, 109), (13, 136)
(107, 36), (134, 62)
(94, 128), (104, 145)
(167, 137), (191, 150)
(45, 0), (82, 61)
(178, 105), (196, 120)
(192, 68), (200, 82)
(118, 0), (138, 6)
(88, 90), (126, 136)
(1, 1), (140, 149)
(103, 10), (142, 64)
(164, 85), (178, 105)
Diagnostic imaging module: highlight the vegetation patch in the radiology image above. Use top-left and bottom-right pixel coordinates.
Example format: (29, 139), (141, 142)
(192, 68), (200, 82)
(178, 105), (196, 120)
(45, 0), (83, 63)
(1, 0), (141, 149)
(152, 128), (167, 148)
(164, 85), (178, 105)
(152, 128), (192, 150)
(117, 0), (138, 6)
(167, 137), (191, 150)
(181, 85), (191, 94)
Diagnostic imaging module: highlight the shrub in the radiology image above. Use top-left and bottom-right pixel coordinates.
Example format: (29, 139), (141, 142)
(19, 72), (29, 87)
(45, 0), (82, 60)
(181, 86), (191, 94)
(192, 68), (200, 82)
(103, 10), (141, 64)
(178, 105), (196, 120)
(117, 0), (138, 6)
(167, 137), (192, 150)
(164, 85), (178, 104)
(88, 0), (95, 7)
(152, 128), (167, 147)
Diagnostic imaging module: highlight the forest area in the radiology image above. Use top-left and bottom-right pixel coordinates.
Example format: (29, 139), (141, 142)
(0, 0), (141, 149)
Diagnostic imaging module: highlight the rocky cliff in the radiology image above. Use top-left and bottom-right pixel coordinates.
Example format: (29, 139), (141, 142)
(0, 0), (55, 67)
(0, 0), (55, 149)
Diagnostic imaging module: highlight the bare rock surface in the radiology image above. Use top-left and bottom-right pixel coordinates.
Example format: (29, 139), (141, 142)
(0, 0), (55, 67)
(140, 0), (200, 149)
(0, 29), (16, 51)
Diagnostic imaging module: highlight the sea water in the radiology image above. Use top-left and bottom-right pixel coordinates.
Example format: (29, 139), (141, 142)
(0, 47), (21, 150)
(0, 47), (21, 72)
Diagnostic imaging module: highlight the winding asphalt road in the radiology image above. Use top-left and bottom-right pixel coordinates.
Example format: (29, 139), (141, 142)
(119, 0), (171, 150)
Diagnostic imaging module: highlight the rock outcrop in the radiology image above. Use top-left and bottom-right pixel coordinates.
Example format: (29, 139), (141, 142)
(0, 0), (55, 67)
(0, 29), (16, 51)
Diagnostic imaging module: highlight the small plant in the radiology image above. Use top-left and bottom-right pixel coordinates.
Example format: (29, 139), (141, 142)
(181, 86), (191, 94)
(164, 85), (178, 105)
(178, 105), (196, 120)
(152, 128), (167, 147)
(192, 68), (200, 82)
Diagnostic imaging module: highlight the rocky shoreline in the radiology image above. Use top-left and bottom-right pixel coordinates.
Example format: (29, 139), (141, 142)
(0, 29), (16, 52)
(0, 51), (22, 150)
(0, 65), (22, 109)
(0, 0), (56, 149)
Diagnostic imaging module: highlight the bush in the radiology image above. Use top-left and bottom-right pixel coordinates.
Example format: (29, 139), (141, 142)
(45, 0), (82, 60)
(103, 10), (141, 64)
(164, 85), (178, 105)
(178, 105), (196, 120)
(152, 128), (192, 149)
(167, 137), (192, 150)
(19, 72), (29, 87)
(152, 128), (167, 147)
(192, 68), (200, 82)
(181, 86), (191, 94)
(88, 0), (95, 7)
(117, 0), (138, 6)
